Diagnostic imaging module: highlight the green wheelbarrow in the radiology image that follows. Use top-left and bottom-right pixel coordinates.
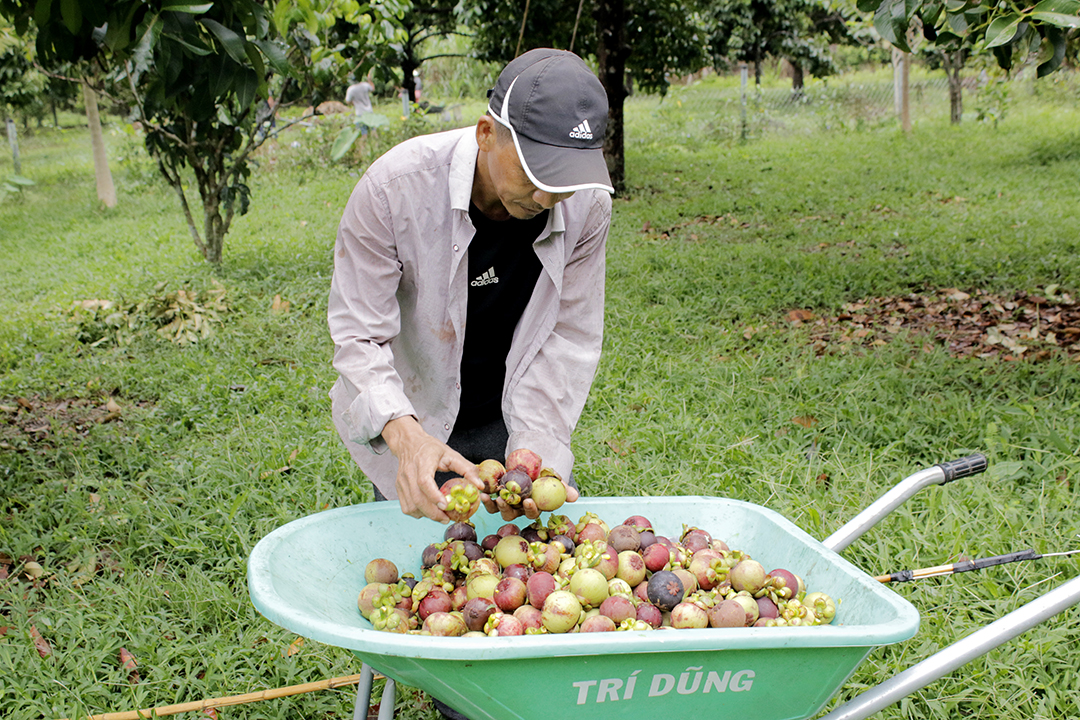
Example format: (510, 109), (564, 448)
(247, 455), (1080, 719)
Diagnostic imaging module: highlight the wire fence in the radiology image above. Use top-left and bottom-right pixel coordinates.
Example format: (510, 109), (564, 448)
(622, 68), (1080, 142)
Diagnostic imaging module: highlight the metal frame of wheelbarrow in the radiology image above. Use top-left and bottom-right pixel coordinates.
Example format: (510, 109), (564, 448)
(347, 454), (1080, 720)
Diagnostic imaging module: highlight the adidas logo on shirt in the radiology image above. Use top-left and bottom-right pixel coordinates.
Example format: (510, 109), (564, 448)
(470, 267), (499, 287)
(569, 119), (593, 140)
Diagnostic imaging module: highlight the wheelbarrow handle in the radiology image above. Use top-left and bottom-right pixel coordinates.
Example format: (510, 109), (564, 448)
(818, 572), (1080, 720)
(821, 453), (988, 554)
(937, 453), (989, 482)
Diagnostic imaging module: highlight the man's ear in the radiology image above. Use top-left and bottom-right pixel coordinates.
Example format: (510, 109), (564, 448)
(475, 115), (497, 152)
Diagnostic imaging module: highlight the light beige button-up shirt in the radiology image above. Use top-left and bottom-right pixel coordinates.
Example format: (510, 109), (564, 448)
(328, 127), (611, 499)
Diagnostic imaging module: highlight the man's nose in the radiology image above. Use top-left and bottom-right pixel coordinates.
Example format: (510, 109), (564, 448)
(534, 189), (575, 208)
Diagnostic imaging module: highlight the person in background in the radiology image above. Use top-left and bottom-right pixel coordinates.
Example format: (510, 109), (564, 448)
(328, 48), (613, 533)
(345, 76), (374, 117)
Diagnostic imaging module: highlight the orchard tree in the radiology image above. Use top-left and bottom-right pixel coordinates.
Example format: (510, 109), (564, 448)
(466, 0), (709, 194)
(0, 0), (404, 264)
(704, 0), (857, 90)
(859, 0), (1079, 124)
(271, 0), (407, 106)
(384, 0), (462, 103)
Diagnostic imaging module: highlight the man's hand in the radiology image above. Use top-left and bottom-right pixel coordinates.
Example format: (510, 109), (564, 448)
(382, 416), (482, 522)
(481, 482), (579, 521)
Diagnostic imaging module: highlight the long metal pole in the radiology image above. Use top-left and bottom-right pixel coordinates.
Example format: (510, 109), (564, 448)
(818, 573), (1080, 720)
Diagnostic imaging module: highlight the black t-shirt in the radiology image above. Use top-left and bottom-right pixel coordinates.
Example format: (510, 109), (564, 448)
(457, 203), (548, 428)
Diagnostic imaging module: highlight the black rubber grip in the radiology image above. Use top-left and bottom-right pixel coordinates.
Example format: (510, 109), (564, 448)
(936, 453), (988, 482)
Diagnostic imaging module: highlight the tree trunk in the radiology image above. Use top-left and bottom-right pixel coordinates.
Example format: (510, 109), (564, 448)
(83, 80), (117, 208)
(595, 0), (629, 195)
(790, 61), (804, 96)
(203, 193), (224, 264)
(893, 48), (911, 133)
(6, 117), (20, 175)
(943, 51), (964, 125)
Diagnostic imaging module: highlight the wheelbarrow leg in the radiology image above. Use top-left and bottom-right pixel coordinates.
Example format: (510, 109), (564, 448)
(379, 677), (397, 720)
(353, 663), (399, 720)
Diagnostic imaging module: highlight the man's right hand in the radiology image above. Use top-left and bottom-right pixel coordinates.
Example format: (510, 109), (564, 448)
(381, 416), (483, 523)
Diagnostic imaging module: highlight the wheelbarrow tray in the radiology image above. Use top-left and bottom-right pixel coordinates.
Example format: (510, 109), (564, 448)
(248, 497), (919, 720)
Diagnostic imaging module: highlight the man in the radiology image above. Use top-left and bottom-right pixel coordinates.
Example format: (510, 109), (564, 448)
(328, 48), (613, 525)
(344, 76), (374, 117)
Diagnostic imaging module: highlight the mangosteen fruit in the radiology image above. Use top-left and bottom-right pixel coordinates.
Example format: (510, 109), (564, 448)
(730, 559), (767, 594)
(541, 590), (583, 633)
(439, 477), (480, 522)
(422, 611), (467, 637)
(364, 558), (398, 585)
(493, 576), (528, 612)
(461, 597), (497, 632)
(580, 614), (617, 632)
(670, 601), (709, 629)
(505, 448), (542, 480)
(532, 475), (568, 512)
(498, 468), (533, 507)
(476, 458), (506, 494)
(526, 571), (557, 609)
(598, 594), (637, 624)
(607, 524), (641, 553)
(636, 602), (663, 628)
(647, 570), (684, 613)
(615, 550), (647, 587)
(569, 567), (609, 609)
(768, 567), (800, 599)
(444, 521), (477, 543)
(708, 598), (748, 628)
(493, 535), (530, 569)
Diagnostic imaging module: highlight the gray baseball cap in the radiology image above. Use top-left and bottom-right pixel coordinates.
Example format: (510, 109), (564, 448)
(487, 49), (613, 194)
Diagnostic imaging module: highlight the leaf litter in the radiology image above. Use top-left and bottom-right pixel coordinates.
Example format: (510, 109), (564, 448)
(783, 287), (1080, 361)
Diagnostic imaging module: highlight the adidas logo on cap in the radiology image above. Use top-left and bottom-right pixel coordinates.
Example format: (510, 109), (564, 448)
(568, 119), (593, 140)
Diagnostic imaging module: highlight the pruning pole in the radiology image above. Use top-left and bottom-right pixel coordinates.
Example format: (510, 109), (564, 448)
(55, 673), (366, 720)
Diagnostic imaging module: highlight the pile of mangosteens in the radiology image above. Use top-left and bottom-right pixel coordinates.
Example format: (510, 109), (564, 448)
(439, 448), (569, 521)
(358, 455), (837, 638)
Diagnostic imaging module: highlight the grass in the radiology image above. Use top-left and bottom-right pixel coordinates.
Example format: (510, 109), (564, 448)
(2, 72), (1080, 720)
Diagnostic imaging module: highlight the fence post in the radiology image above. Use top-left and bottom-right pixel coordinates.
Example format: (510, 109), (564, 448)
(739, 62), (748, 142)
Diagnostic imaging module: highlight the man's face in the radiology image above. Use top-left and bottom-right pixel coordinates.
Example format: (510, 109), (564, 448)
(476, 119), (574, 220)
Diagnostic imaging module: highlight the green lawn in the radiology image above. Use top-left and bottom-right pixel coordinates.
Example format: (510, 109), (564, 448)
(2, 80), (1079, 720)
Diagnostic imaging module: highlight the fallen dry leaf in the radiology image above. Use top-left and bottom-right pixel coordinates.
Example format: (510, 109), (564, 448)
(795, 288), (1080, 361)
(271, 294), (291, 314)
(285, 636), (304, 657)
(30, 625), (52, 658)
(119, 647), (141, 684)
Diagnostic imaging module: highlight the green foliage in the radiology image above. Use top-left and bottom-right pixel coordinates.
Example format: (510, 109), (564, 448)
(705, 0), (858, 83)
(467, 0), (708, 96)
(858, 0), (1080, 77)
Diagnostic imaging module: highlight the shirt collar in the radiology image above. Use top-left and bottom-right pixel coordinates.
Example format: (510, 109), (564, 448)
(449, 128), (478, 212)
